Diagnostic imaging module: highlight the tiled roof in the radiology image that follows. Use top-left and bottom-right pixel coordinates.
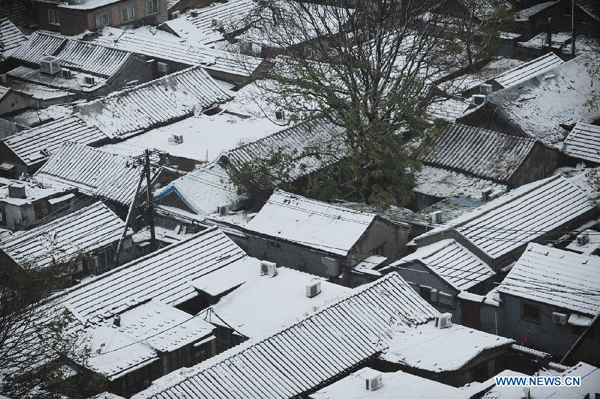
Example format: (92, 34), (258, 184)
(394, 239), (495, 291)
(0, 18), (27, 58)
(58, 228), (250, 324)
(221, 120), (345, 182)
(2, 116), (109, 167)
(133, 273), (438, 399)
(76, 66), (231, 139)
(0, 3), (36, 28)
(34, 143), (143, 206)
(577, 0), (599, 21)
(515, 1), (560, 21)
(498, 243), (600, 316)
(245, 189), (376, 256)
(0, 202), (126, 269)
(10, 32), (133, 78)
(492, 53), (564, 89)
(564, 122), (600, 164)
(90, 27), (263, 79)
(421, 123), (536, 183)
(416, 175), (594, 262)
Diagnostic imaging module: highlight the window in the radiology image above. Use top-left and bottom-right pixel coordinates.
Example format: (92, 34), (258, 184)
(122, 4), (136, 22)
(48, 9), (60, 25)
(95, 12), (110, 28)
(146, 0), (159, 15)
(267, 240), (283, 251)
(522, 303), (541, 323)
(419, 285), (432, 300)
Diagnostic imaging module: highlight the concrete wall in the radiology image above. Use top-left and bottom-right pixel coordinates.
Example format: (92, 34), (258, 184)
(509, 142), (562, 188)
(0, 90), (38, 116)
(350, 218), (410, 267)
(106, 54), (154, 92)
(498, 293), (600, 364)
(3, 202), (35, 229)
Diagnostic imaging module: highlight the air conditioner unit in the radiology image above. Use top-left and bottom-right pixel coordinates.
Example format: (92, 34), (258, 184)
(428, 211), (442, 224)
(438, 291), (453, 307)
(260, 261), (278, 277)
(435, 313), (452, 329)
(169, 133), (184, 144)
(306, 280), (322, 298)
(322, 257), (341, 277)
(157, 61), (169, 74)
(275, 109), (285, 121)
(251, 43), (262, 56)
(212, 18), (222, 29)
(171, 10), (181, 19)
(472, 94), (486, 105)
(61, 68), (73, 79)
(40, 55), (61, 75)
(480, 83), (493, 95)
(430, 288), (439, 303)
(552, 312), (568, 325)
(365, 373), (383, 391)
(576, 232), (589, 246)
(217, 204), (229, 216)
(84, 75), (96, 85)
(481, 187), (494, 202)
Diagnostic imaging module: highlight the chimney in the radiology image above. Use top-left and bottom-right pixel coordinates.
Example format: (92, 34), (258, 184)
(8, 184), (26, 199)
(113, 315), (121, 327)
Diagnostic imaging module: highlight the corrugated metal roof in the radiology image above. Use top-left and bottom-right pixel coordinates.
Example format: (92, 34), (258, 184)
(133, 273), (438, 399)
(493, 53), (564, 89)
(58, 227), (249, 323)
(76, 66), (231, 139)
(2, 116), (109, 166)
(10, 32), (133, 78)
(34, 142), (143, 206)
(498, 243), (600, 316)
(564, 122), (600, 164)
(0, 18), (27, 58)
(0, 202), (126, 269)
(421, 123), (536, 183)
(394, 239), (495, 291)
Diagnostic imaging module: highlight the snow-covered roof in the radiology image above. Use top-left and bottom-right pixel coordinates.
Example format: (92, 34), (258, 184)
(2, 116), (109, 167)
(382, 322), (513, 373)
(426, 98), (470, 122)
(393, 239), (495, 291)
(492, 53), (564, 89)
(515, 1), (560, 21)
(0, 202), (127, 269)
(421, 123), (537, 184)
(0, 18), (27, 58)
(415, 175), (594, 262)
(245, 190), (377, 256)
(162, 0), (254, 45)
(221, 119), (345, 182)
(35, 143), (144, 206)
(90, 27), (263, 80)
(564, 122), (600, 164)
(476, 55), (600, 149)
(310, 367), (465, 399)
(414, 165), (507, 199)
(0, 177), (73, 206)
(76, 66), (231, 139)
(132, 273), (438, 399)
(52, 0), (121, 10)
(565, 228), (600, 255)
(498, 243), (600, 316)
(10, 32), (134, 78)
(154, 163), (240, 216)
(207, 267), (349, 337)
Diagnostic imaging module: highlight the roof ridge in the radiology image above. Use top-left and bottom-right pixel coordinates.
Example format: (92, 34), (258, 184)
(271, 189), (378, 219)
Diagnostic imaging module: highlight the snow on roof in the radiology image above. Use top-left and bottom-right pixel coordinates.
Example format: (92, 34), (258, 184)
(59, 228), (252, 324)
(310, 367), (465, 399)
(421, 123), (537, 184)
(221, 119), (346, 182)
(208, 267), (349, 337)
(492, 53), (564, 89)
(10, 31), (65, 64)
(132, 273), (438, 399)
(35, 143), (143, 206)
(481, 55), (600, 149)
(416, 175), (594, 262)
(515, 1), (560, 21)
(498, 243), (600, 316)
(426, 98), (470, 122)
(393, 239), (495, 291)
(0, 18), (27, 58)
(439, 57), (524, 94)
(162, 0), (254, 45)
(0, 202), (127, 269)
(190, 255), (259, 297)
(414, 165), (507, 199)
(382, 321), (513, 373)
(154, 163), (240, 216)
(76, 66), (231, 139)
(245, 190), (377, 256)
(2, 78), (73, 101)
(52, 0), (121, 10)
(0, 177), (72, 206)
(564, 122), (600, 164)
(2, 116), (109, 167)
(90, 27), (263, 79)
(565, 228), (600, 255)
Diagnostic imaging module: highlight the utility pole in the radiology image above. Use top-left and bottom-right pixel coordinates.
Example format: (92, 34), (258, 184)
(144, 149), (157, 253)
(571, 0), (576, 57)
(112, 170), (145, 268)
